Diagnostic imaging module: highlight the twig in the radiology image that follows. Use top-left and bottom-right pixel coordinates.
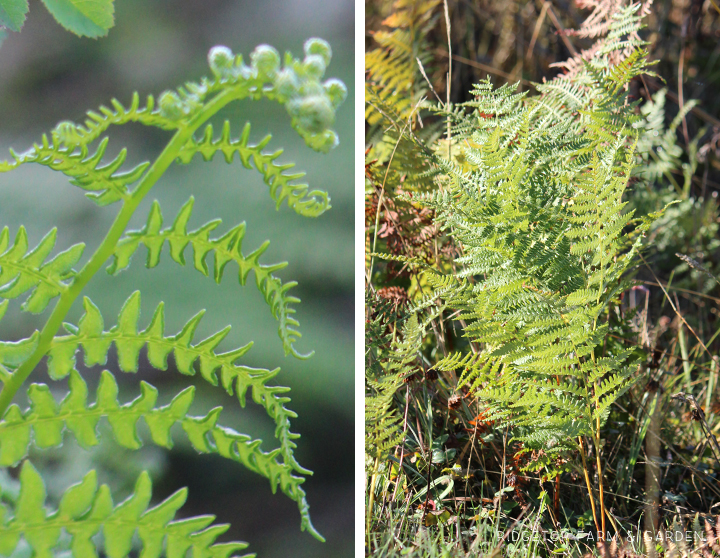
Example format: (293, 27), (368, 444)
(490, 504), (532, 550)
(671, 392), (720, 467)
(416, 57), (442, 103)
(640, 279), (720, 304)
(644, 77), (720, 128)
(436, 48), (532, 86)
(443, 0), (452, 161)
(526, 1), (550, 62)
(390, 383), (412, 504)
(545, 3), (578, 57)
(639, 252), (712, 359)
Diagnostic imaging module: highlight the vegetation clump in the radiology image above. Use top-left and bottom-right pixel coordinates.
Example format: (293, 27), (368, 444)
(366, 0), (720, 555)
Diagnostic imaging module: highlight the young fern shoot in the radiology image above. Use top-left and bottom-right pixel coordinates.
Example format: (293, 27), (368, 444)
(0, 38), (346, 554)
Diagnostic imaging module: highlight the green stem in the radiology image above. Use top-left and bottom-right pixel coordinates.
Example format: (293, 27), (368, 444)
(0, 86), (245, 418)
(366, 456), (380, 550)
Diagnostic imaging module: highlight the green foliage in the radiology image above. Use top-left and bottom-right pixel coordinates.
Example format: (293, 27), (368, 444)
(108, 198), (308, 358)
(365, 0), (442, 125)
(367, 0), (720, 552)
(365, 299), (427, 461)
(0, 0), (114, 37)
(0, 38), (345, 554)
(0, 461), (250, 558)
(383, 6), (674, 470)
(418, 64), (656, 459)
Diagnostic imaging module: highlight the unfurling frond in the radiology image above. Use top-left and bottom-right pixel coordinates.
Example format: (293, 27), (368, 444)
(0, 39), (345, 208)
(0, 461), (252, 558)
(47, 39), (344, 153)
(177, 122), (329, 217)
(109, 198), (307, 358)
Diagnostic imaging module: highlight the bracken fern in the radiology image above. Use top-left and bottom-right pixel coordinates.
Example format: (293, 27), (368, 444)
(375, 2), (682, 537)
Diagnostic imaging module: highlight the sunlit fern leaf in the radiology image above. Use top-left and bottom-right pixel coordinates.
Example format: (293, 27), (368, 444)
(0, 370), (308, 509)
(177, 122), (330, 217)
(109, 198), (307, 359)
(403, 43), (667, 461)
(365, 0), (441, 125)
(0, 461), (252, 558)
(0, 227), (84, 313)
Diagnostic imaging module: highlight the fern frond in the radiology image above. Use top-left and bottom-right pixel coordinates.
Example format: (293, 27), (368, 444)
(177, 121), (329, 217)
(0, 370), (307, 509)
(365, 0), (441, 125)
(36, 41), (344, 154)
(109, 198), (307, 359)
(0, 39), (343, 547)
(0, 460), (252, 558)
(0, 227), (84, 314)
(365, 372), (405, 460)
(37, 292), (319, 538)
(0, 136), (149, 207)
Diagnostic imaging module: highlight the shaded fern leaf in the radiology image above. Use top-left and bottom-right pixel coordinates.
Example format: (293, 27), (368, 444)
(0, 370), (308, 510)
(0, 136), (148, 206)
(36, 292), (319, 538)
(366, 310), (426, 461)
(177, 121), (330, 217)
(0, 227), (84, 313)
(0, 461), (251, 558)
(365, 0), (441, 124)
(109, 198), (307, 358)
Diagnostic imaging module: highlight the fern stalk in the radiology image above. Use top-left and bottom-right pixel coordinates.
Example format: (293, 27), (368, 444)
(578, 437), (600, 532)
(367, 455), (381, 548)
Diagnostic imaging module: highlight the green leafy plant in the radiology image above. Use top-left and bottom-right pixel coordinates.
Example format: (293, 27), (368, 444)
(0, 0), (115, 39)
(0, 37), (345, 555)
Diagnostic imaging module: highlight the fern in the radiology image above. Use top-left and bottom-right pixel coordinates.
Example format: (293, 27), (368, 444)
(0, 228), (84, 314)
(0, 38), (345, 553)
(0, 461), (250, 558)
(365, 0), (441, 125)
(365, 301), (426, 461)
(387, 9), (676, 534)
(108, 199), (308, 359)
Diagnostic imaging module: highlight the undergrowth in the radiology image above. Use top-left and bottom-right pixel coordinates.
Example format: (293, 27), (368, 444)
(365, 0), (720, 556)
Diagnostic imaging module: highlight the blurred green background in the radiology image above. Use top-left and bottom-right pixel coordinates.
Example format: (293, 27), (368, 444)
(0, 0), (354, 556)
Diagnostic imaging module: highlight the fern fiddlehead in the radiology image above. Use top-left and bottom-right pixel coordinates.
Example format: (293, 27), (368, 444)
(0, 38), (345, 552)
